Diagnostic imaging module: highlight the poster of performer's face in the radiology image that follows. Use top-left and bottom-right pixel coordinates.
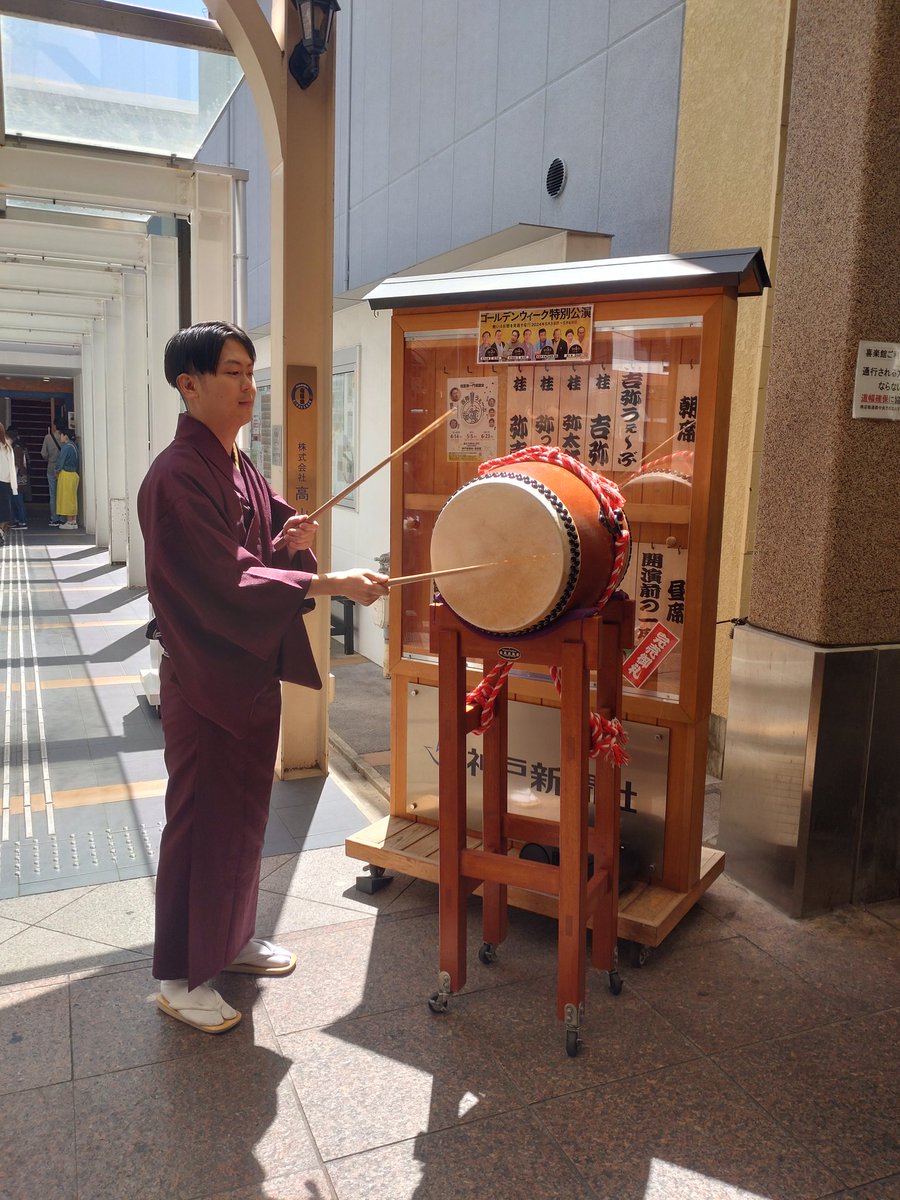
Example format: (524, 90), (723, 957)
(447, 378), (498, 462)
(477, 305), (593, 365)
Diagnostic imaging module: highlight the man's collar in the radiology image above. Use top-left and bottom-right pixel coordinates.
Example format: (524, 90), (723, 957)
(175, 412), (237, 484)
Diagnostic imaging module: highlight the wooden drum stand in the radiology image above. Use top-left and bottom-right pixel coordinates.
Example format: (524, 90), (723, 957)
(426, 597), (635, 1056)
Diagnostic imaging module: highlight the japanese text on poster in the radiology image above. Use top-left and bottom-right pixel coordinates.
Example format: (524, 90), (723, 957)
(447, 377), (498, 463)
(478, 305), (593, 364)
(852, 341), (900, 420)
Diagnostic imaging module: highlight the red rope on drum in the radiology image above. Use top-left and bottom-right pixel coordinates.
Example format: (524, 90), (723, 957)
(477, 445), (631, 610)
(463, 446), (631, 764)
(466, 659), (514, 735)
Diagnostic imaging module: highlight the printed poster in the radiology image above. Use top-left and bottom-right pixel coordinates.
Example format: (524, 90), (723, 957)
(447, 377), (498, 462)
(478, 305), (593, 364)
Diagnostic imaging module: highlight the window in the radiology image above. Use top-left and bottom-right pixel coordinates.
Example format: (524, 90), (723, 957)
(332, 347), (359, 511)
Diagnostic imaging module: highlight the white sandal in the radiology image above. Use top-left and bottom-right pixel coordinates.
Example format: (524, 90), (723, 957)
(224, 937), (297, 977)
(156, 980), (241, 1034)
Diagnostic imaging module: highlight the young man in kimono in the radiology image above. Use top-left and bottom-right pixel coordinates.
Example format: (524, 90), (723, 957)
(138, 321), (389, 1033)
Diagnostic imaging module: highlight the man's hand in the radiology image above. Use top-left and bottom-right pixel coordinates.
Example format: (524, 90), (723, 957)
(274, 514), (318, 556)
(307, 569), (390, 606)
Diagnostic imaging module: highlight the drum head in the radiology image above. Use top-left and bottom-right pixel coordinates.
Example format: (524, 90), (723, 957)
(431, 476), (572, 634)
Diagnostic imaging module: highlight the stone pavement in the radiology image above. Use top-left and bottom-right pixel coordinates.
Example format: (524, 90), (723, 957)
(1, 524), (898, 1200)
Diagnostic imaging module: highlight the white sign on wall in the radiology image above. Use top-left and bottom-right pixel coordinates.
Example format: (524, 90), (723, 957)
(852, 341), (900, 420)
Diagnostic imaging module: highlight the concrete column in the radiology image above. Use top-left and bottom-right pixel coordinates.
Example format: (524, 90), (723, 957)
(271, 41), (337, 778)
(77, 335), (95, 537)
(147, 231), (181, 463)
(122, 272), (151, 588)
(191, 171), (233, 325)
(104, 295), (127, 564)
(90, 317), (110, 549)
(205, 0), (338, 776)
(750, 0), (899, 643)
(720, 0), (900, 913)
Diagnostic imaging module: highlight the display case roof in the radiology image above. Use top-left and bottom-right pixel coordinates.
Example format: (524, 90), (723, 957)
(365, 247), (770, 310)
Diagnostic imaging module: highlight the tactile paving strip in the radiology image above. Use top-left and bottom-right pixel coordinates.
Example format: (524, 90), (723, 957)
(0, 821), (164, 897)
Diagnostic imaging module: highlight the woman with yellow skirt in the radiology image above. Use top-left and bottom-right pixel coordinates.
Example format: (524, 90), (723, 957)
(56, 431), (80, 531)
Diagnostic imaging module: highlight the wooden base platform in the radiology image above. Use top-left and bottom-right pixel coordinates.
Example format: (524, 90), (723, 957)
(346, 815), (725, 949)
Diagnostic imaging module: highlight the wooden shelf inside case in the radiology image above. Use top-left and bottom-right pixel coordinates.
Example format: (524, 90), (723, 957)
(346, 816), (725, 949)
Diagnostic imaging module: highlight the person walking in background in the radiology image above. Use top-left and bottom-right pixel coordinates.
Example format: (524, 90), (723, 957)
(41, 422), (63, 526)
(0, 423), (19, 544)
(6, 426), (28, 529)
(55, 430), (80, 531)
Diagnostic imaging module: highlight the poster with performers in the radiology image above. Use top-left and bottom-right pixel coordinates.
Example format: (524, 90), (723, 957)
(446, 377), (498, 463)
(478, 305), (593, 364)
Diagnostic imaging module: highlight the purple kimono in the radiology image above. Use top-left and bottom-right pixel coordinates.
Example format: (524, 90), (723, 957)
(138, 414), (321, 986)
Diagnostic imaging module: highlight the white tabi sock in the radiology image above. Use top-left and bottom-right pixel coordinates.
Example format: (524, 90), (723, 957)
(159, 978), (238, 1022)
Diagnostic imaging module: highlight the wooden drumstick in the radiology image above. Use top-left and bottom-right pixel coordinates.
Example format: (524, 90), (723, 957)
(387, 555), (544, 587)
(386, 562), (501, 587)
(306, 408), (455, 521)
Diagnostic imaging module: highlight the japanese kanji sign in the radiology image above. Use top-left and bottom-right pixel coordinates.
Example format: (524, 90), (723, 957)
(852, 341), (900, 420)
(622, 621), (680, 688)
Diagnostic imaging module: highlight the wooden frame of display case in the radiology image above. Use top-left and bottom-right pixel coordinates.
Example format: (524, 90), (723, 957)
(347, 254), (767, 949)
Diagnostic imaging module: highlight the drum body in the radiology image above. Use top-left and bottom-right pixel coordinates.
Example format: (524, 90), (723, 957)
(430, 460), (626, 636)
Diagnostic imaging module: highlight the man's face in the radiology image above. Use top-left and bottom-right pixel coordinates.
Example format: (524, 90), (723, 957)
(180, 337), (256, 431)
(577, 326), (586, 341)
(510, 331), (520, 344)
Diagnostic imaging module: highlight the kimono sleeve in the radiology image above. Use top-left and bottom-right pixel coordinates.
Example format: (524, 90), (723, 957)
(151, 489), (314, 664)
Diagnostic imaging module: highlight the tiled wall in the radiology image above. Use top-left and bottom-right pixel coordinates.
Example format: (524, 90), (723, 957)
(199, 0), (685, 324)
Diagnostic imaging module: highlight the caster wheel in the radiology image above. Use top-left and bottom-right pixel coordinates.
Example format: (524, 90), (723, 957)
(428, 993), (449, 1015)
(630, 942), (653, 968)
(565, 1029), (579, 1057)
(608, 970), (623, 995)
(370, 865), (386, 878)
(478, 942), (499, 965)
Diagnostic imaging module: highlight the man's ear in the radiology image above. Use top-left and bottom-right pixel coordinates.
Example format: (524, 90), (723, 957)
(177, 372), (198, 408)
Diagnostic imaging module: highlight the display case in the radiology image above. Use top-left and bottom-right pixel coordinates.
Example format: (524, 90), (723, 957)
(347, 249), (769, 949)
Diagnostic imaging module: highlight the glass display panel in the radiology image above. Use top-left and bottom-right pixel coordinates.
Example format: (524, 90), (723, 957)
(399, 317), (703, 705)
(1, 15), (242, 157)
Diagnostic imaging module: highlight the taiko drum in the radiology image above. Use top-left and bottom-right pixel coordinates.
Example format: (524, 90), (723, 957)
(430, 459), (628, 637)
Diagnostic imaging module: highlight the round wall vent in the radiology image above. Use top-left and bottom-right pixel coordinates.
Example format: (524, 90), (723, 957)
(546, 157), (567, 198)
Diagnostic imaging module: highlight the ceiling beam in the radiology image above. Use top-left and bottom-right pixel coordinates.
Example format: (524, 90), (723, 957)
(0, 217), (149, 266)
(1, 290), (105, 318)
(0, 0), (232, 55)
(2, 260), (123, 297)
(0, 311), (93, 335)
(0, 329), (81, 347)
(0, 143), (244, 214)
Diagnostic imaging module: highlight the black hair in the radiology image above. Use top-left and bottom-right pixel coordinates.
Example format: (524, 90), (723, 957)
(163, 322), (256, 391)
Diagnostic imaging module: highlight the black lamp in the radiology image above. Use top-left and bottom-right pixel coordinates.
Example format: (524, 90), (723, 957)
(288, 0), (341, 90)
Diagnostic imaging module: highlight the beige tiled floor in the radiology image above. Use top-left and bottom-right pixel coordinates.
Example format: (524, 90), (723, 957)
(2, 850), (899, 1200)
(1, 527), (899, 1199)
